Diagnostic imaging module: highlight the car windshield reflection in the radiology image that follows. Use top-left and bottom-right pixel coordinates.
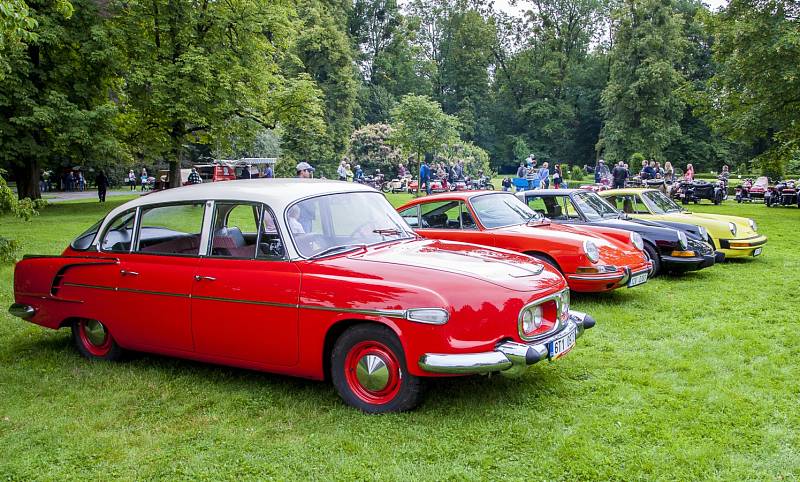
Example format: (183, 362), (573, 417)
(471, 193), (540, 228)
(573, 192), (620, 221)
(642, 190), (682, 214)
(288, 192), (415, 258)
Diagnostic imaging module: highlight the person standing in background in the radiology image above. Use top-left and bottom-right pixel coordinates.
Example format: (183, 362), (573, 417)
(419, 159), (431, 195)
(127, 170), (136, 190)
(553, 164), (563, 189)
(612, 161), (628, 189)
(337, 161), (347, 181)
(684, 163), (694, 181)
(95, 170), (109, 202)
(264, 164), (274, 178)
(538, 162), (550, 189)
(140, 168), (148, 191)
(297, 162), (315, 179)
(188, 167), (202, 184)
(664, 161), (674, 182)
(345, 163), (354, 182)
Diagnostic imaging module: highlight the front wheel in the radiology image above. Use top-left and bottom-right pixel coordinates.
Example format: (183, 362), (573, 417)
(71, 319), (124, 361)
(642, 242), (661, 277)
(381, 182), (391, 193)
(485, 183), (495, 190)
(331, 324), (423, 413)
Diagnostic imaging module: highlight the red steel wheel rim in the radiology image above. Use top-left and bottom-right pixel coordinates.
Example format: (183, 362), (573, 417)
(78, 319), (112, 357)
(344, 341), (402, 405)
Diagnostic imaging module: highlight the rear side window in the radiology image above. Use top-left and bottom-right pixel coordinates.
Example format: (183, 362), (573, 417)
(70, 219), (103, 251)
(100, 210), (137, 252)
(136, 203), (205, 255)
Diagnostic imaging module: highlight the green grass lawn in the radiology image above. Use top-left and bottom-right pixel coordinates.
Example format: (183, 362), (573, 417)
(1, 193), (799, 480)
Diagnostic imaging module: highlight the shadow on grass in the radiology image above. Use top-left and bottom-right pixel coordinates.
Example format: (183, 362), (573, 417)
(7, 330), (569, 414)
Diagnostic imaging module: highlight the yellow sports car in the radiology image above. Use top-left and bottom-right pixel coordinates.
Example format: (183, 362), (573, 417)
(600, 188), (767, 258)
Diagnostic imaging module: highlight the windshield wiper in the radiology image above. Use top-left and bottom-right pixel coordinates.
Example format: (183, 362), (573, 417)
(308, 244), (367, 260)
(373, 228), (402, 236)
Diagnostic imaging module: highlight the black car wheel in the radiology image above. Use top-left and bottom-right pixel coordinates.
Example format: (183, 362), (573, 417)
(642, 242), (661, 277)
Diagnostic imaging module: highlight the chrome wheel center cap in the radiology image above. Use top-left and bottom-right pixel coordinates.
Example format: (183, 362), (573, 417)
(85, 320), (107, 346)
(355, 354), (390, 391)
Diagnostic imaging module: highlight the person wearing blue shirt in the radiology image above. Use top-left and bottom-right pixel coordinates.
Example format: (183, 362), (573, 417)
(419, 160), (431, 195)
(354, 164), (364, 181)
(538, 162), (550, 189)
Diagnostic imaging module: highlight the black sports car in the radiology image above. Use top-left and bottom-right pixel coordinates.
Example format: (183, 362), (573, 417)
(516, 189), (722, 276)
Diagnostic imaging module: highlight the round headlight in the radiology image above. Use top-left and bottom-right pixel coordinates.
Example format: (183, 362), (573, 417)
(522, 305), (543, 336)
(749, 219), (757, 232)
(630, 232), (644, 251)
(584, 240), (600, 263)
(728, 222), (737, 236)
(677, 231), (688, 250)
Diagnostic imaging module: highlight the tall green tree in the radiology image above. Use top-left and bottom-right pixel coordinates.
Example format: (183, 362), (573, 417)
(110, 0), (324, 186)
(599, 0), (686, 162)
(390, 94), (458, 194)
(290, 0), (358, 167)
(699, 0), (799, 176)
(0, 0), (119, 199)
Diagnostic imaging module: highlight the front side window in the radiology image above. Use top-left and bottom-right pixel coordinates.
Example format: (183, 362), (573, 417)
(136, 203), (205, 255)
(288, 192), (414, 258)
(419, 201), (470, 229)
(208, 202), (286, 259)
(100, 210), (137, 252)
(398, 205), (420, 227)
(572, 192), (619, 221)
(642, 190), (681, 214)
(470, 193), (539, 228)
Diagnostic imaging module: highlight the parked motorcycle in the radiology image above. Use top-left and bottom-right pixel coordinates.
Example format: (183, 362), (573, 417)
(468, 176), (495, 190)
(382, 175), (412, 193)
(675, 179), (724, 205)
(735, 178), (753, 203)
(449, 178), (469, 191)
(748, 176), (769, 201)
(766, 180), (799, 207)
(357, 173), (385, 190)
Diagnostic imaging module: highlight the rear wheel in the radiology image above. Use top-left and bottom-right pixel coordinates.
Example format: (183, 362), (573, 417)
(71, 319), (124, 361)
(331, 324), (423, 413)
(485, 183), (495, 190)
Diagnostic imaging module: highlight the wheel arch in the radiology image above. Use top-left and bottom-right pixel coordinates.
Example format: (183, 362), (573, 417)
(522, 251), (563, 273)
(322, 318), (401, 382)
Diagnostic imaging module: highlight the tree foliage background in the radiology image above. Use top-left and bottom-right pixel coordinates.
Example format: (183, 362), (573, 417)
(1, 0), (798, 199)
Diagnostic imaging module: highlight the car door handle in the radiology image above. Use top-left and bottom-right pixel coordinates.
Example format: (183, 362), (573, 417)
(120, 269), (139, 276)
(194, 275), (216, 282)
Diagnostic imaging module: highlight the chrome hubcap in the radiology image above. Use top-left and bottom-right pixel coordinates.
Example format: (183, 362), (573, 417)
(355, 354), (389, 391)
(84, 320), (107, 346)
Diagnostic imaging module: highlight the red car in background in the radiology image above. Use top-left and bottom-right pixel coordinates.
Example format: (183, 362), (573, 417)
(397, 192), (652, 292)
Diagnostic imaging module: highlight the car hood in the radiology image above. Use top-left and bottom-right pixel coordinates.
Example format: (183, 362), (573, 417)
(494, 222), (646, 267)
(653, 212), (758, 239)
(344, 239), (565, 292)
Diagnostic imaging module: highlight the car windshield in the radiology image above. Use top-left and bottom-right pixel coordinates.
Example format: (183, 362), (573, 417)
(287, 192), (415, 258)
(470, 193), (540, 228)
(642, 190), (682, 214)
(573, 192), (620, 221)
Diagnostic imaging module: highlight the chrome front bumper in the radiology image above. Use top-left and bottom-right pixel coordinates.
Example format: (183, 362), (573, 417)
(418, 310), (596, 378)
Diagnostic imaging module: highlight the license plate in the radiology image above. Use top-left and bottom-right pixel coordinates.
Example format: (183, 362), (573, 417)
(628, 272), (648, 288)
(753, 247), (762, 256)
(548, 325), (576, 360)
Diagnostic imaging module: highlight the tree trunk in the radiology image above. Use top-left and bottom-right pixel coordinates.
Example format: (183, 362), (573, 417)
(168, 138), (183, 188)
(13, 159), (41, 200)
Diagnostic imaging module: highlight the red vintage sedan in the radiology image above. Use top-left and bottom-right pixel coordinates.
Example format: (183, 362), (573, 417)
(9, 179), (595, 412)
(397, 191), (652, 292)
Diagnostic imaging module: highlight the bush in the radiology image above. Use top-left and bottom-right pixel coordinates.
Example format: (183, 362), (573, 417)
(570, 165), (584, 181)
(0, 169), (45, 264)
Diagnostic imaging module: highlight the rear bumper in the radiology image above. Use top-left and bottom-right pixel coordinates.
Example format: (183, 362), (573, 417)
(418, 311), (595, 377)
(8, 303), (36, 320)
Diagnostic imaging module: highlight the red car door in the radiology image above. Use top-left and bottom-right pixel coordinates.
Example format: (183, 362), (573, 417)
(110, 202), (207, 352)
(189, 202), (302, 366)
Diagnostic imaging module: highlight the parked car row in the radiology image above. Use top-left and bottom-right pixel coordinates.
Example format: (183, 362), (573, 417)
(8, 180), (767, 413)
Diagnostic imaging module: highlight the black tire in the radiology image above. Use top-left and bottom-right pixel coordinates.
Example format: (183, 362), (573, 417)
(331, 324), (423, 413)
(71, 319), (124, 361)
(642, 242), (661, 277)
(681, 197), (689, 205)
(485, 183), (495, 191)
(713, 194), (721, 205)
(381, 182), (391, 193)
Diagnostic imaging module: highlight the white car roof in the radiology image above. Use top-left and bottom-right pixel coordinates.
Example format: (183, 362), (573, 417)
(120, 178), (377, 212)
